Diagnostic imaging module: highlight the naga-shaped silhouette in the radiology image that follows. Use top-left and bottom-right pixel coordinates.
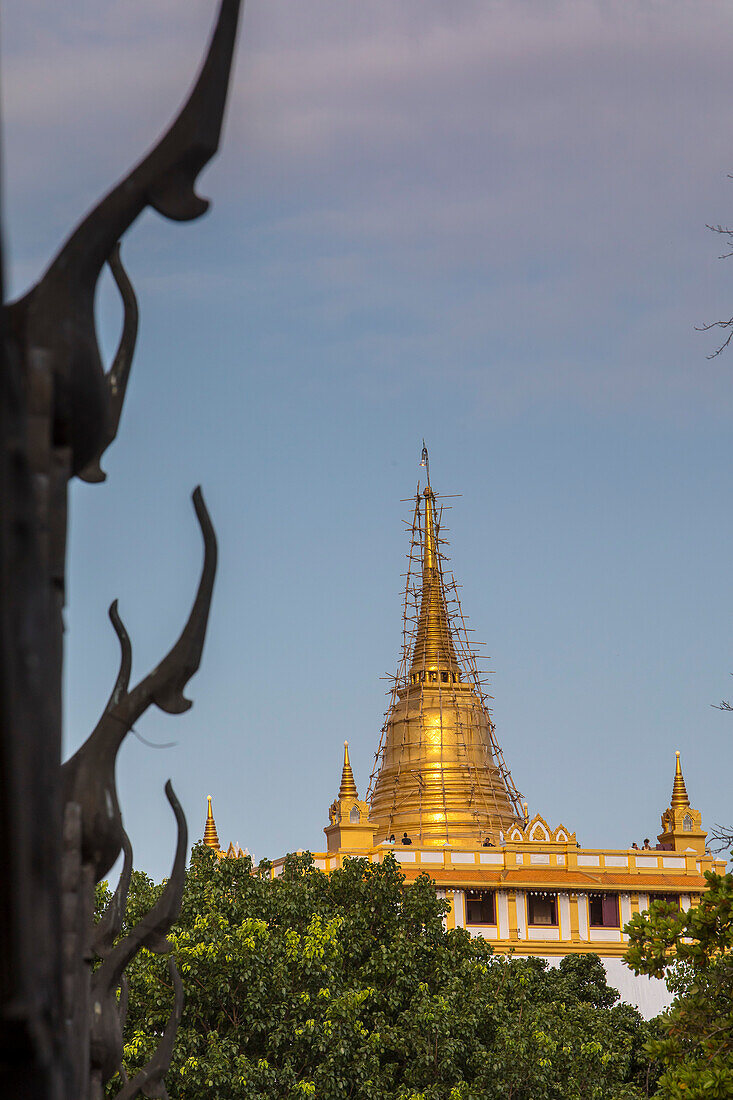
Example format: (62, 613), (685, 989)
(0, 2), (242, 1097)
(62, 487), (217, 883)
(5, 0), (242, 480)
(59, 489), (217, 1100)
(90, 785), (187, 1100)
(60, 487), (216, 1100)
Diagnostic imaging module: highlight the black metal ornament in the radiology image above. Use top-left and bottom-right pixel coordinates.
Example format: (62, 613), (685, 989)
(0, 2), (242, 1096)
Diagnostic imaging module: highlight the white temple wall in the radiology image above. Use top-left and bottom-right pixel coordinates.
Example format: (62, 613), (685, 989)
(496, 891), (509, 939)
(576, 893), (589, 940)
(516, 893), (527, 940)
(453, 889), (466, 929)
(540, 955), (673, 1019)
(558, 894), (571, 940)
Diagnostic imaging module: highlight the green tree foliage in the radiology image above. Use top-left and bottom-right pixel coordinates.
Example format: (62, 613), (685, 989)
(113, 845), (655, 1099)
(625, 869), (733, 1099)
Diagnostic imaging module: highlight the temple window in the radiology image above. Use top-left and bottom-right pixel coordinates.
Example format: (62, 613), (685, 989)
(429, 670), (438, 682)
(527, 892), (557, 926)
(648, 893), (679, 911)
(588, 893), (619, 928)
(441, 672), (449, 683)
(465, 889), (496, 924)
(683, 814), (693, 832)
(349, 806), (360, 824)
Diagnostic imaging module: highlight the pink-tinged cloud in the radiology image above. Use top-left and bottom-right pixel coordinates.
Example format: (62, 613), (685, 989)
(4, 0), (733, 414)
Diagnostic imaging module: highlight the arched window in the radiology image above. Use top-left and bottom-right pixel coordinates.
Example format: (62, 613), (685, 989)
(683, 813), (693, 832)
(349, 806), (361, 824)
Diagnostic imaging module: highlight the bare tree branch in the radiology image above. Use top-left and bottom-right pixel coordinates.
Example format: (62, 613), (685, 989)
(707, 824), (733, 854)
(698, 220), (733, 355)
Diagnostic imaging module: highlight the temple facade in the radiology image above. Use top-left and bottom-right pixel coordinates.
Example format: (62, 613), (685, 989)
(205, 457), (725, 1016)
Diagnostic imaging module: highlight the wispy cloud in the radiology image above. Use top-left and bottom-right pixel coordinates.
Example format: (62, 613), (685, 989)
(4, 0), (733, 412)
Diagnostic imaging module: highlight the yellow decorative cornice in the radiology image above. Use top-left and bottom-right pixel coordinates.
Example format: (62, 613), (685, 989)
(338, 741), (359, 800)
(203, 794), (220, 850)
(508, 814), (576, 845)
(671, 751), (690, 810)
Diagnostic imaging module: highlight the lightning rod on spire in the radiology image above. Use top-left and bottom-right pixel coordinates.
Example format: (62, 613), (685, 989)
(420, 440), (430, 488)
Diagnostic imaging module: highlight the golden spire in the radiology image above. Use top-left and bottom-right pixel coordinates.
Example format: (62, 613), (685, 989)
(203, 794), (220, 850)
(409, 476), (460, 678)
(338, 741), (359, 799)
(369, 451), (523, 847)
(670, 751), (690, 809)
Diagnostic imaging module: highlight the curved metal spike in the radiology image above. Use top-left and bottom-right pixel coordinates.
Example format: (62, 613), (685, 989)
(39, 0), (241, 278)
(104, 600), (133, 712)
(62, 490), (216, 881)
(78, 244), (139, 484)
(134, 781), (188, 956)
(114, 958), (184, 1100)
(148, 487), (217, 715)
(7, 0), (243, 476)
(90, 784), (187, 1088)
(93, 829), (133, 960)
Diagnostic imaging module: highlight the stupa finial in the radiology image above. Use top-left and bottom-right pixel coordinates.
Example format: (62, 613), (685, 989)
(420, 440), (431, 490)
(410, 455), (460, 677)
(338, 741), (359, 800)
(670, 751), (690, 810)
(203, 794), (221, 850)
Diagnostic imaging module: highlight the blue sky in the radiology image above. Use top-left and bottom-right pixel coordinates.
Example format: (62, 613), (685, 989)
(4, 0), (733, 879)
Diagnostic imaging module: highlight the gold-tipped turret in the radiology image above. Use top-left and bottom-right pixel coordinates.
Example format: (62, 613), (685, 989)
(324, 743), (376, 853)
(339, 741), (359, 799)
(671, 751), (690, 809)
(658, 752), (706, 855)
(203, 795), (221, 851)
(369, 451), (522, 847)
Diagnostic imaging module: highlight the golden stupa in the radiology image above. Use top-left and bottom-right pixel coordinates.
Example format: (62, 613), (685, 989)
(203, 795), (220, 850)
(204, 450), (726, 1018)
(369, 458), (523, 846)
